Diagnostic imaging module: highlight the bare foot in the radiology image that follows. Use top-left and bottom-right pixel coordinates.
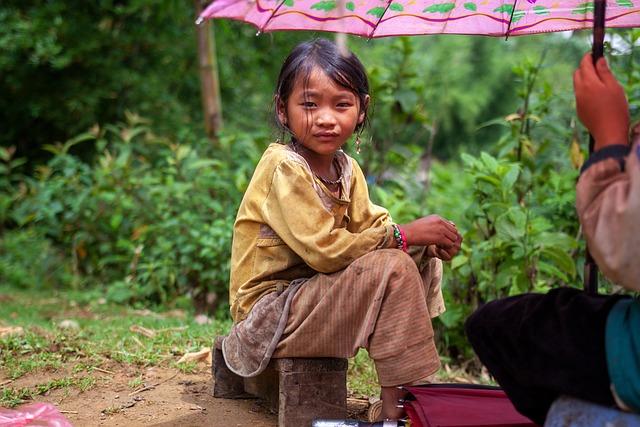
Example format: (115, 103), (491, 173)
(380, 386), (407, 420)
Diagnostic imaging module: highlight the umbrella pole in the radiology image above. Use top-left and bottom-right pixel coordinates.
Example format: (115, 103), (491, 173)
(584, 0), (606, 295)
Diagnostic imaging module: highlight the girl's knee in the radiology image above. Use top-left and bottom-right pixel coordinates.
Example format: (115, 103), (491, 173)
(376, 248), (420, 272)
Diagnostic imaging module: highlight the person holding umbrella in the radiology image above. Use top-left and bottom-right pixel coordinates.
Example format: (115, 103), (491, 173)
(465, 53), (639, 425)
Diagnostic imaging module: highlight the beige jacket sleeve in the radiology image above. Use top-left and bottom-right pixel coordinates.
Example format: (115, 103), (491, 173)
(262, 158), (394, 274)
(576, 142), (640, 291)
(346, 159), (394, 232)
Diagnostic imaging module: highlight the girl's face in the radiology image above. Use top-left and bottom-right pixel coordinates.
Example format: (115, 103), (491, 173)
(279, 67), (368, 158)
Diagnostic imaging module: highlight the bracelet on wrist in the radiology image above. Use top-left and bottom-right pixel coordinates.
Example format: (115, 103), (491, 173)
(392, 224), (408, 253)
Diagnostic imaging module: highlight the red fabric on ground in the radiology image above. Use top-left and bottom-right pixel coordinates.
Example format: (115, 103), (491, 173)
(404, 384), (537, 427)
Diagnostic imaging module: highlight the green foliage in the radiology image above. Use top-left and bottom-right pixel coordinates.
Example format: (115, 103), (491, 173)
(0, 1), (200, 159)
(367, 54), (586, 360)
(7, 115), (266, 306)
(0, 229), (72, 289)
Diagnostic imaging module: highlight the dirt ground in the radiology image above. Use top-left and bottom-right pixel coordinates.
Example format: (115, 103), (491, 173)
(3, 360), (372, 427)
(3, 363), (280, 427)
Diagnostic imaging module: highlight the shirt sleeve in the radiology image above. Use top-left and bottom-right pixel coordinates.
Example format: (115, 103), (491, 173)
(576, 141), (640, 291)
(261, 158), (394, 273)
(346, 159), (394, 232)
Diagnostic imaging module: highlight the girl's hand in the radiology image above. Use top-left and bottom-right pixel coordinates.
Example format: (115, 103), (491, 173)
(573, 53), (629, 150)
(426, 234), (463, 261)
(401, 215), (461, 249)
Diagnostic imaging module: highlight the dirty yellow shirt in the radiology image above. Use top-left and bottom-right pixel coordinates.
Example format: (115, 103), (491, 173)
(230, 143), (397, 322)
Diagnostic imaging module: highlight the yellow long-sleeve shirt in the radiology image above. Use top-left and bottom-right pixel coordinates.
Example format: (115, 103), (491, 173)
(230, 143), (396, 321)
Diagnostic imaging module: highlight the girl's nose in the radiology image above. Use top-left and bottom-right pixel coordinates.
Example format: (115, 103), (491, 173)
(315, 111), (337, 127)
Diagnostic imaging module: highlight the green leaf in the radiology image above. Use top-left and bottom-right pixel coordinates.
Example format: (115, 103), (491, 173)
(311, 0), (337, 11)
(346, 1), (355, 11)
(537, 261), (569, 282)
(501, 165), (520, 191)
(617, 0), (634, 7)
(451, 255), (468, 269)
(367, 6), (386, 17)
(390, 3), (404, 12)
(438, 306), (464, 328)
(495, 207), (526, 240)
(540, 246), (577, 278)
(463, 2), (477, 11)
(423, 2), (455, 13)
(533, 5), (550, 15)
(110, 213), (123, 230)
(284, 0), (294, 6)
(395, 89), (418, 112)
(493, 4), (513, 13)
(572, 2), (594, 14)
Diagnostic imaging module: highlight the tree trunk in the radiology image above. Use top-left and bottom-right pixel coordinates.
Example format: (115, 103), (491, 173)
(195, 0), (223, 138)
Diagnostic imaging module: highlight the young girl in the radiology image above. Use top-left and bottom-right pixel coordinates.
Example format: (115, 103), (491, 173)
(222, 38), (462, 421)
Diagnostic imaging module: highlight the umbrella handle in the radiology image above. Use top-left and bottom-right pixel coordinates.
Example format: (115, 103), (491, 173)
(584, 0), (606, 296)
(592, 0), (606, 63)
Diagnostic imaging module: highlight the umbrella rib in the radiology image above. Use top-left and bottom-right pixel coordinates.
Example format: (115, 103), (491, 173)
(368, 0), (394, 39)
(504, 0), (518, 39)
(259, 0), (288, 34)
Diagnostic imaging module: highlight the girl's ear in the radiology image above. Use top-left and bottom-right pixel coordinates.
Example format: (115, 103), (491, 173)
(358, 95), (370, 125)
(276, 96), (287, 126)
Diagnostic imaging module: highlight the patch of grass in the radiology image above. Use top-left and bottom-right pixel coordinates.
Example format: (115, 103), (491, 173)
(2, 351), (64, 380)
(77, 376), (97, 392)
(1, 387), (32, 408)
(347, 349), (379, 397)
(101, 405), (121, 415)
(128, 375), (144, 389)
(174, 361), (198, 374)
(0, 377), (76, 408)
(0, 286), (232, 406)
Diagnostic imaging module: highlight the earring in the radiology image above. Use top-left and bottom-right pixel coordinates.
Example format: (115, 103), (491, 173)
(355, 137), (362, 154)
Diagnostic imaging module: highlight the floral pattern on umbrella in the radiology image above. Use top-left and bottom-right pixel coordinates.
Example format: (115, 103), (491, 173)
(198, 0), (639, 38)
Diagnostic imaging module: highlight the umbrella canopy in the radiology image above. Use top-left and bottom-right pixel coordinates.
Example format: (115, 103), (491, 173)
(197, 0), (639, 38)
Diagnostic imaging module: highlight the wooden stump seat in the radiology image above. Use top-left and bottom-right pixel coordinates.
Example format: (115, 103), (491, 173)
(212, 336), (348, 427)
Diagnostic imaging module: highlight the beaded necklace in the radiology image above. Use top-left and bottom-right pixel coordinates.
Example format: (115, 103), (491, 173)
(290, 140), (343, 186)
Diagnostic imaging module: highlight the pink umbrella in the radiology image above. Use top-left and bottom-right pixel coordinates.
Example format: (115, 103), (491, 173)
(196, 0), (639, 38)
(197, 0), (636, 293)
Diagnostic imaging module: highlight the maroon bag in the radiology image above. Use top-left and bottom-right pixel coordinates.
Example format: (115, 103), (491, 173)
(403, 384), (537, 427)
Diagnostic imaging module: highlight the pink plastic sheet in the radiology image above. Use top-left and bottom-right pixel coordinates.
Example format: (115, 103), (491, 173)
(0, 403), (73, 427)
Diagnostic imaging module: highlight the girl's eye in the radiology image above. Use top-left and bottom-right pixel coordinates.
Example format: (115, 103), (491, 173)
(301, 102), (316, 108)
(337, 103), (352, 108)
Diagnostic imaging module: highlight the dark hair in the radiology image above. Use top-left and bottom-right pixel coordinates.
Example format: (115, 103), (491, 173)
(274, 38), (370, 136)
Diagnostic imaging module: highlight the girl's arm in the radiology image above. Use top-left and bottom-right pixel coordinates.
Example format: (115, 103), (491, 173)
(347, 160), (461, 256)
(262, 159), (395, 273)
(346, 159), (392, 231)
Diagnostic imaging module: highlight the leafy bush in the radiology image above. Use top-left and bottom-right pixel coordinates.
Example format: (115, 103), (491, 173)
(0, 228), (72, 289)
(369, 56), (585, 361)
(9, 114), (266, 309)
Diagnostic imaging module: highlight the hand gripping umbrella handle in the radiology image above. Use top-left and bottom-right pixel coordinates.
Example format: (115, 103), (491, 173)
(584, 0), (606, 296)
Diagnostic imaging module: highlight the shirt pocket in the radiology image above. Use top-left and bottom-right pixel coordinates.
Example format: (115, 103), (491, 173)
(253, 237), (296, 278)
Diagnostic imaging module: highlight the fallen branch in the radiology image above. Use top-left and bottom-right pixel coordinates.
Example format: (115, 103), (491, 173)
(93, 367), (115, 375)
(177, 348), (211, 365)
(0, 379), (14, 387)
(130, 325), (156, 338)
(128, 371), (179, 396)
(59, 410), (79, 415)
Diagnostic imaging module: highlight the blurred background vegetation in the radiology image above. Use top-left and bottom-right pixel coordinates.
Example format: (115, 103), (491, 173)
(1, 1), (639, 369)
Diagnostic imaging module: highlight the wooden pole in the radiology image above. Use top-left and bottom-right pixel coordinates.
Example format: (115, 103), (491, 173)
(195, 0), (223, 138)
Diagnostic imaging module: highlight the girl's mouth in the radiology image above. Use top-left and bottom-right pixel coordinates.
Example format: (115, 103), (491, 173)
(314, 132), (339, 138)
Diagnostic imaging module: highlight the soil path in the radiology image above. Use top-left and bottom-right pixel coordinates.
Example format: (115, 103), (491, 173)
(5, 364), (279, 427)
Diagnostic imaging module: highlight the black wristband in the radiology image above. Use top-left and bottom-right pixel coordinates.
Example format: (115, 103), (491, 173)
(580, 144), (630, 175)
